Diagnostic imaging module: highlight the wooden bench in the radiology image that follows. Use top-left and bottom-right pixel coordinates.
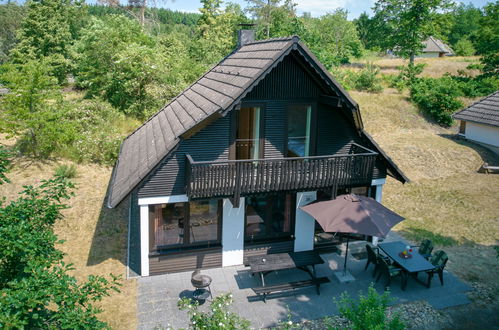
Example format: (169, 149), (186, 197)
(252, 277), (330, 302)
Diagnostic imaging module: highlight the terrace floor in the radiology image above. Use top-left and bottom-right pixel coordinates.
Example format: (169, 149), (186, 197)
(137, 233), (471, 329)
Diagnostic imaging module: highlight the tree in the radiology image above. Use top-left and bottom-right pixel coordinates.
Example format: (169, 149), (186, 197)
(0, 4), (26, 63)
(0, 60), (66, 157)
(302, 9), (363, 68)
(373, 0), (454, 64)
(73, 15), (161, 117)
(0, 154), (121, 328)
(10, 0), (86, 83)
(245, 0), (298, 39)
(446, 3), (482, 46)
(195, 0), (246, 64)
(475, 2), (498, 77)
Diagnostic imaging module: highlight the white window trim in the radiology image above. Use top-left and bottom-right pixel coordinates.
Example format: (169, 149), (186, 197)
(138, 194), (188, 206)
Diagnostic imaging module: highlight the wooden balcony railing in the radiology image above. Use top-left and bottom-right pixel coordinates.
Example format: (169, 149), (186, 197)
(185, 143), (378, 207)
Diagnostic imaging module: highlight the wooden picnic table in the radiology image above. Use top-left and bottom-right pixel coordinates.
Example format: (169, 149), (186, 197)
(379, 241), (435, 290)
(247, 250), (328, 301)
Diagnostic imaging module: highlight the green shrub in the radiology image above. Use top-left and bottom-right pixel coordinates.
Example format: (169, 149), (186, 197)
(410, 77), (463, 127)
(454, 38), (476, 56)
(54, 163), (77, 179)
(178, 293), (250, 329)
(390, 63), (426, 91)
(335, 284), (405, 330)
(352, 62), (383, 93)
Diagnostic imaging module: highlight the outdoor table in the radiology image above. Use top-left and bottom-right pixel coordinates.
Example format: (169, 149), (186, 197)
(379, 241), (435, 290)
(247, 250), (325, 287)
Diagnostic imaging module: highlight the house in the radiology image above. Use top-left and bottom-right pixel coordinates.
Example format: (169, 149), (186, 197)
(453, 91), (499, 155)
(419, 36), (454, 58)
(107, 31), (408, 277)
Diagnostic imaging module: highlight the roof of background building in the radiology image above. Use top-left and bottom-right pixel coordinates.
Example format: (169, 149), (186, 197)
(423, 36), (454, 55)
(453, 91), (499, 127)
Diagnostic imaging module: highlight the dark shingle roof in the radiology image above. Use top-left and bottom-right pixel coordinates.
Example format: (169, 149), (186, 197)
(107, 36), (404, 208)
(453, 91), (499, 127)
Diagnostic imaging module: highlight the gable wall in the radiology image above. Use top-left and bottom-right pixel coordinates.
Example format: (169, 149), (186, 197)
(137, 53), (386, 198)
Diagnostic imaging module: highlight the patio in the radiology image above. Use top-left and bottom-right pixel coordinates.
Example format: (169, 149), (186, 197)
(136, 233), (471, 329)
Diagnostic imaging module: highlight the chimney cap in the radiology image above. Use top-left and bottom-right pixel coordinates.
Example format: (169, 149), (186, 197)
(238, 23), (256, 28)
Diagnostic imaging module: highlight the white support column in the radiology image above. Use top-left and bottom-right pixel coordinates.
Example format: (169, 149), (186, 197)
(294, 191), (317, 252)
(371, 179), (385, 246)
(222, 198), (245, 267)
(140, 205), (150, 277)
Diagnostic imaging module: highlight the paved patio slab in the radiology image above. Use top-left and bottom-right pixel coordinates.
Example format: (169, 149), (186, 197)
(137, 235), (471, 329)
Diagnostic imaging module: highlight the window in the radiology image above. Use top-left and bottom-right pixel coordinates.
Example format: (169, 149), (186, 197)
(149, 200), (221, 252)
(245, 193), (295, 243)
(287, 105), (312, 157)
(459, 121), (466, 135)
(236, 107), (262, 160)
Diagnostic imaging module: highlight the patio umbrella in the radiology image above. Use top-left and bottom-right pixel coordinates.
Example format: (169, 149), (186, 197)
(300, 194), (405, 278)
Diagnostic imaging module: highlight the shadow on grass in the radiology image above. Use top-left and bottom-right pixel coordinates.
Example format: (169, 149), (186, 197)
(86, 179), (129, 269)
(439, 134), (499, 166)
(396, 227), (458, 247)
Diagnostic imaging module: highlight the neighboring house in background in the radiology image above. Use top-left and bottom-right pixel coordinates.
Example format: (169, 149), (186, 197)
(107, 31), (408, 277)
(419, 36), (454, 58)
(453, 91), (499, 155)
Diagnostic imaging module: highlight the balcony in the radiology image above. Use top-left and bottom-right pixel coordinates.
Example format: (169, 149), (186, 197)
(185, 143), (378, 207)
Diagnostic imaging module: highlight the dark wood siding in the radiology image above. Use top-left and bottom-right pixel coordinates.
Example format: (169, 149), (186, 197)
(138, 115), (231, 198)
(316, 104), (357, 155)
(245, 54), (324, 100)
(149, 247), (222, 275)
(263, 101), (286, 158)
(243, 240), (295, 265)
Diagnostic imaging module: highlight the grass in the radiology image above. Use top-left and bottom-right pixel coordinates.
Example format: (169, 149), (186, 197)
(352, 55), (481, 77)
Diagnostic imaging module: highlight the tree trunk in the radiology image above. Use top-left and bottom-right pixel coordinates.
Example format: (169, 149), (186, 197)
(409, 53), (415, 65)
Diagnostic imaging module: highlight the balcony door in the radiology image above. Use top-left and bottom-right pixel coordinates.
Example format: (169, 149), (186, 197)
(235, 106), (263, 160)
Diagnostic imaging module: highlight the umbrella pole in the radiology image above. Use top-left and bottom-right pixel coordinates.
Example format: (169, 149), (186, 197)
(343, 237), (349, 276)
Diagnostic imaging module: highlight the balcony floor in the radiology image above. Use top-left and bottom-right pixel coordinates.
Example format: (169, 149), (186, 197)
(136, 232), (471, 329)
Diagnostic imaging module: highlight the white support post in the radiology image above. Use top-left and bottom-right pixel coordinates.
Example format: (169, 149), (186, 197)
(294, 191), (317, 252)
(372, 182), (385, 246)
(140, 205), (150, 277)
(222, 198), (245, 267)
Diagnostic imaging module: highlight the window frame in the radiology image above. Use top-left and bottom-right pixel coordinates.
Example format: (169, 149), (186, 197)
(285, 102), (317, 158)
(149, 199), (223, 253)
(229, 103), (266, 160)
(244, 193), (296, 244)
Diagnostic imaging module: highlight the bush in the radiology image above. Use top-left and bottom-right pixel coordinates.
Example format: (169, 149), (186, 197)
(389, 63), (426, 91)
(54, 163), (77, 179)
(335, 284), (405, 330)
(410, 77), (463, 127)
(178, 293), (250, 329)
(454, 38), (476, 56)
(352, 62), (383, 93)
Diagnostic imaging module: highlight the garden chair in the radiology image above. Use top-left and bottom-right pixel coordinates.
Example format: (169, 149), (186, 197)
(375, 256), (404, 290)
(365, 244), (389, 278)
(426, 250), (448, 288)
(412, 239), (433, 259)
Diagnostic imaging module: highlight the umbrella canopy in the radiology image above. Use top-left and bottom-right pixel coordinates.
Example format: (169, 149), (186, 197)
(300, 194), (404, 238)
